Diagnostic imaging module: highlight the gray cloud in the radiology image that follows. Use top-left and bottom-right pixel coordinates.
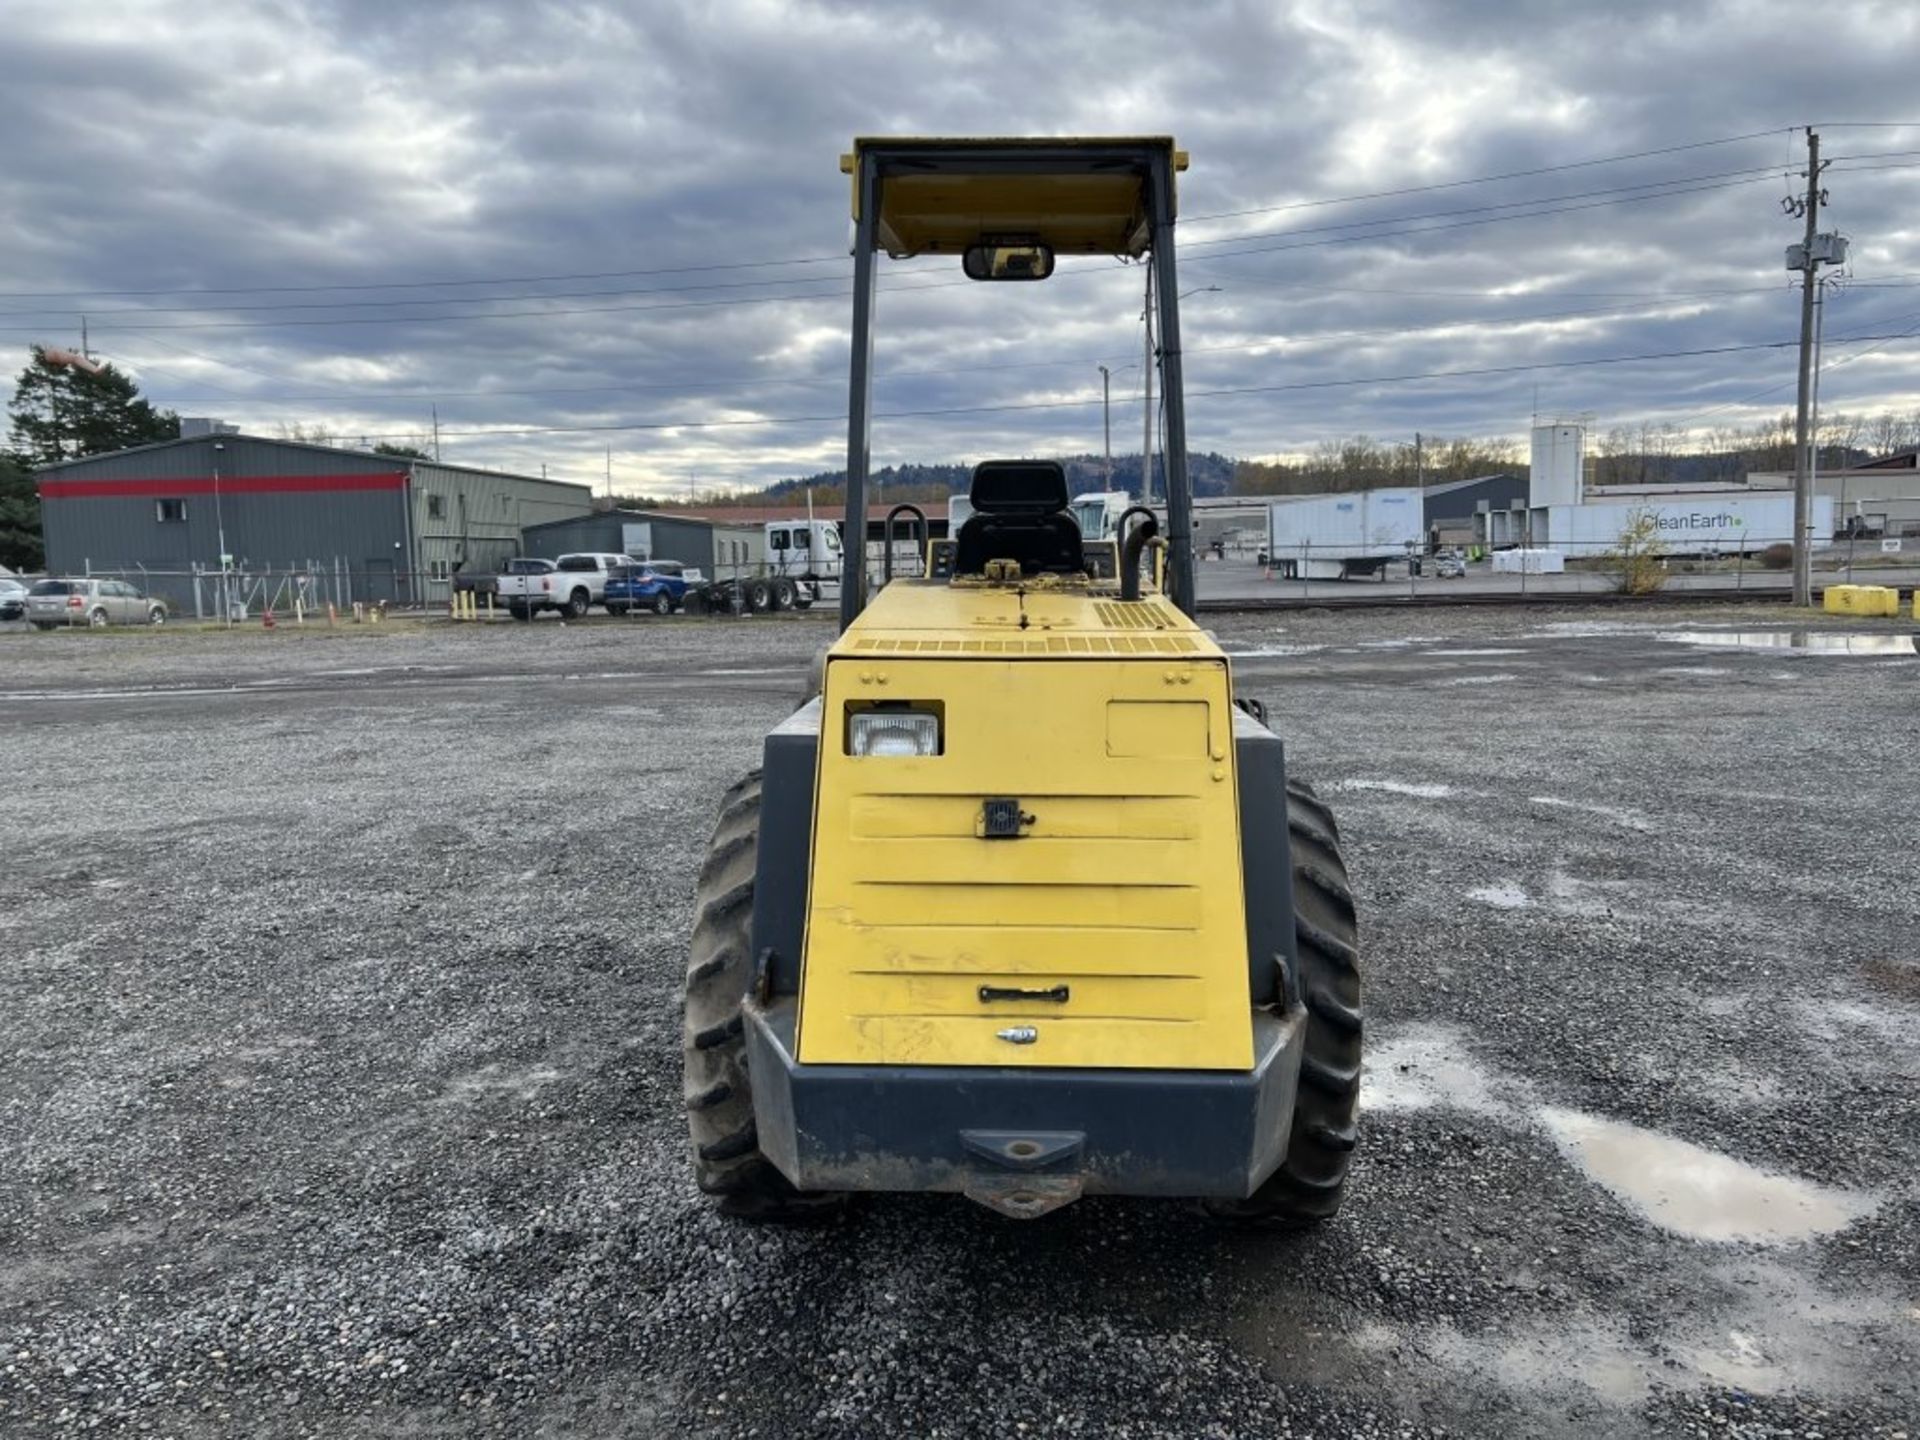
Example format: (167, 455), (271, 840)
(3, 0), (1917, 491)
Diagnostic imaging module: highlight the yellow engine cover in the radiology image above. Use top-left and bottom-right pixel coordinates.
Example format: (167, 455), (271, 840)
(795, 583), (1253, 1071)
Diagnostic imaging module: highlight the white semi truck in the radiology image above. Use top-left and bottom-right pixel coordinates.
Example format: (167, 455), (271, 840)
(691, 517), (844, 612)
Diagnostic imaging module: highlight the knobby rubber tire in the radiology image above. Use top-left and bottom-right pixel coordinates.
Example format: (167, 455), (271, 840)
(1207, 777), (1362, 1227)
(683, 772), (846, 1221)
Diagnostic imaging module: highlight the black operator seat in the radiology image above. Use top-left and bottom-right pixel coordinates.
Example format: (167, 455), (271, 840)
(952, 460), (1085, 577)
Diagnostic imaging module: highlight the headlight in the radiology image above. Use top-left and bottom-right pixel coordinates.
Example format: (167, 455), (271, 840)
(848, 709), (941, 757)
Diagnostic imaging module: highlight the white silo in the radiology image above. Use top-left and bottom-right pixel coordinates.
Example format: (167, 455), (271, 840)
(1530, 423), (1585, 507)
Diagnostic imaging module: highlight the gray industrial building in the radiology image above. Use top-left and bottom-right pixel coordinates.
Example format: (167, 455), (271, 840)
(36, 434), (591, 612)
(1422, 474), (1530, 546)
(521, 508), (761, 575)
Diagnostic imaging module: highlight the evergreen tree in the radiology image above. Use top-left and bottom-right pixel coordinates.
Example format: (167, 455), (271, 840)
(7, 346), (180, 467)
(0, 451), (42, 570)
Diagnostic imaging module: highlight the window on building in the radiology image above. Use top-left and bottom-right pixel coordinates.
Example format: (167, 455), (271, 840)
(426, 493), (447, 520)
(156, 498), (187, 523)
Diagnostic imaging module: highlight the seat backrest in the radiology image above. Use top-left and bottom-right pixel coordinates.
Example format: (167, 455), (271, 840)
(970, 459), (1070, 514)
(954, 460), (1084, 576)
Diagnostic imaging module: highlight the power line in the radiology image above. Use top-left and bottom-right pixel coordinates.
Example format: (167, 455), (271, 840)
(0, 268), (869, 319)
(1181, 128), (1793, 223)
(21, 175), (1793, 337)
(1183, 152), (1920, 256)
(1180, 174), (1786, 267)
(1666, 308), (1920, 430)
(11, 165), (1850, 322)
(1181, 162), (1793, 250)
(133, 290), (1774, 409)
(0, 253), (861, 302)
(327, 336), (1918, 444)
(0, 134), (1788, 301)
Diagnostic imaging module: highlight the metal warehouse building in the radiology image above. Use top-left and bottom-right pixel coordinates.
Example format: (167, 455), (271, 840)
(36, 434), (592, 613)
(521, 508), (761, 575)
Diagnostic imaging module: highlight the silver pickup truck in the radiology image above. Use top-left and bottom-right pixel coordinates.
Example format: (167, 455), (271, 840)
(495, 552), (637, 619)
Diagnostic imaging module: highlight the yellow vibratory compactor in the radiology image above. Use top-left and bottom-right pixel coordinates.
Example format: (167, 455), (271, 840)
(682, 138), (1362, 1222)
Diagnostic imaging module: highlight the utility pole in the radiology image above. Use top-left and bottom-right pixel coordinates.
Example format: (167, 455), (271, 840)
(80, 315), (91, 361)
(212, 439), (230, 628)
(431, 404), (441, 461)
(1790, 128), (1824, 608)
(1141, 265), (1155, 504)
(1097, 364), (1112, 487)
(1414, 431), (1423, 487)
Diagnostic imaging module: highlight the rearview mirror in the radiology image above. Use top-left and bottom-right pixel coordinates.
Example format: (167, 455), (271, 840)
(963, 242), (1056, 281)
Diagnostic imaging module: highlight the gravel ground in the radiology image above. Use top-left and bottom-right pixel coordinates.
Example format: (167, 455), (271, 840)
(1, 603), (1915, 1438)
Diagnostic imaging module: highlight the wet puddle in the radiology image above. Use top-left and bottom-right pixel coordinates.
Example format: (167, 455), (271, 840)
(1662, 629), (1918, 655)
(1537, 1107), (1876, 1244)
(1528, 795), (1654, 832)
(1332, 779), (1457, 799)
(1363, 1026), (1512, 1117)
(1368, 1025), (1879, 1245)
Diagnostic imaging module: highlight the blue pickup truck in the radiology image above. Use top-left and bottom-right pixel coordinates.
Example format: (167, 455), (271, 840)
(603, 560), (693, 616)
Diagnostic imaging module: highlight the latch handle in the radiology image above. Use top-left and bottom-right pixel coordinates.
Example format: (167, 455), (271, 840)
(978, 984), (1070, 1004)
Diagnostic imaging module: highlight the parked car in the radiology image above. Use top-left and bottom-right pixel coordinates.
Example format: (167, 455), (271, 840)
(1433, 549), (1467, 579)
(605, 560), (691, 616)
(24, 577), (167, 629)
(0, 576), (28, 621)
(494, 552), (637, 619)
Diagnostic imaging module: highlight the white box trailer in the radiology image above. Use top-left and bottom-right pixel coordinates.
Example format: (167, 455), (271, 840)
(1265, 488), (1422, 580)
(1540, 496), (1834, 558)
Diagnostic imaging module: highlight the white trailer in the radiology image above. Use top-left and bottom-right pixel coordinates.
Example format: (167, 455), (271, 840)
(1539, 496), (1834, 558)
(1264, 489), (1423, 580)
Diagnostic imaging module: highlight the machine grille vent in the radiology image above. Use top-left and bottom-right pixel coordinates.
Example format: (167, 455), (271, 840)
(849, 634), (1201, 656)
(1093, 601), (1180, 630)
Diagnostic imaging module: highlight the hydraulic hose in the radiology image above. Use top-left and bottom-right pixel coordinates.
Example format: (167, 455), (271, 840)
(1118, 506), (1159, 601)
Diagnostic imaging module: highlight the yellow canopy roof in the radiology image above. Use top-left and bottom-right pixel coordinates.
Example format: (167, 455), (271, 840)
(841, 137), (1186, 259)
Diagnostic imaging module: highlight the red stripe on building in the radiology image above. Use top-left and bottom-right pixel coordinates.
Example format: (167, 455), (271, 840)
(39, 471), (407, 499)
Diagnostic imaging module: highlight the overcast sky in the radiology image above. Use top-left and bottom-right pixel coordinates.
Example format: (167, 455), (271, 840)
(4, 0), (1918, 492)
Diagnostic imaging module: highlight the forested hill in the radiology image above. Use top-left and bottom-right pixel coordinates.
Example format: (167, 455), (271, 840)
(759, 452), (1240, 502)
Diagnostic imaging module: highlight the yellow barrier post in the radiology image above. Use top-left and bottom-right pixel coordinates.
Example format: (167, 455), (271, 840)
(1824, 584), (1899, 618)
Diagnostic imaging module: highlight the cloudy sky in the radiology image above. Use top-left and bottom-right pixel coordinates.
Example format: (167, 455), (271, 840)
(4, 0), (1918, 493)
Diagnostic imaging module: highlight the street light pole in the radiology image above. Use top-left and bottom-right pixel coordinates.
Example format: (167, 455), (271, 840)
(1097, 364), (1112, 488)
